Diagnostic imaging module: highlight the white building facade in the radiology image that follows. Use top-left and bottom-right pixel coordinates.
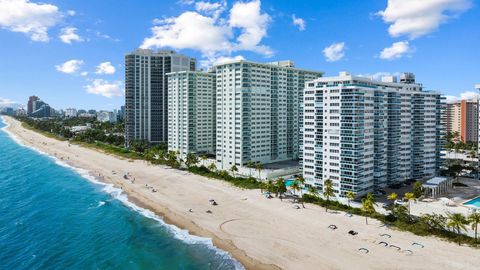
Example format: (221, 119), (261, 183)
(303, 72), (444, 197)
(65, 108), (77, 118)
(214, 60), (322, 169)
(167, 71), (216, 156)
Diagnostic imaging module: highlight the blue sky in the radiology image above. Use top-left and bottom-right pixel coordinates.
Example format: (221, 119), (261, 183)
(0, 0), (478, 110)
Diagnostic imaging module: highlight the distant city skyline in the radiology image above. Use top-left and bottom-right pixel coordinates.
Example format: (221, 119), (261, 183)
(0, 0), (479, 110)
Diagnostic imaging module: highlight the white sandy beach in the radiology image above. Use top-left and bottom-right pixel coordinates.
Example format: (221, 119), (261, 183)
(3, 116), (480, 270)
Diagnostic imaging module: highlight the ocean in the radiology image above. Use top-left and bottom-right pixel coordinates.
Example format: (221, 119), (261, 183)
(0, 118), (243, 270)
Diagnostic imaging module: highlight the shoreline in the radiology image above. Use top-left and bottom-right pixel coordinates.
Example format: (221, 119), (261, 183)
(3, 116), (480, 270)
(0, 117), (275, 270)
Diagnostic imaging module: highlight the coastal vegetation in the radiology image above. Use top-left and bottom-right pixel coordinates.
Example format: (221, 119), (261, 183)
(13, 116), (480, 248)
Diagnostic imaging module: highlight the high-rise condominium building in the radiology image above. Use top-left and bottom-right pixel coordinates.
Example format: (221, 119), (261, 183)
(27, 96), (39, 115)
(445, 100), (478, 143)
(65, 108), (77, 118)
(303, 72), (444, 197)
(215, 60), (322, 168)
(167, 71), (216, 156)
(124, 49), (196, 146)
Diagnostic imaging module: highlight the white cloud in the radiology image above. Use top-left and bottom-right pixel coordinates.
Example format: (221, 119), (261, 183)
(55, 59), (84, 74)
(208, 55), (245, 66)
(195, 1), (226, 19)
(357, 72), (400, 81)
(0, 97), (16, 106)
(141, 12), (232, 57)
(229, 0), (272, 56)
(66, 10), (75, 16)
(80, 71), (88, 76)
(0, 0), (62, 42)
(84, 79), (123, 98)
(142, 0), (272, 67)
(378, 0), (472, 39)
(59, 27), (83, 44)
(95, 61), (116, 75)
(323, 42), (345, 62)
(445, 91), (479, 104)
(379, 41), (413, 60)
(292, 14), (306, 31)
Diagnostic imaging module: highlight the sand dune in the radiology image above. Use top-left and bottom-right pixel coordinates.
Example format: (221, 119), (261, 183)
(4, 116), (479, 270)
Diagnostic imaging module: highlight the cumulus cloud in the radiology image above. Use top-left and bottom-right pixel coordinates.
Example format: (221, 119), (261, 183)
(379, 41), (414, 60)
(0, 97), (16, 106)
(141, 0), (272, 67)
(357, 71), (401, 81)
(292, 14), (306, 31)
(59, 27), (83, 44)
(84, 79), (123, 98)
(323, 42), (345, 62)
(55, 59), (84, 74)
(0, 0), (63, 42)
(66, 10), (75, 16)
(445, 91), (479, 104)
(195, 1), (226, 19)
(378, 0), (472, 39)
(95, 61), (116, 75)
(205, 55), (245, 66)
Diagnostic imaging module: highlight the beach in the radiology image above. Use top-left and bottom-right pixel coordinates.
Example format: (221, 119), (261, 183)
(3, 116), (480, 270)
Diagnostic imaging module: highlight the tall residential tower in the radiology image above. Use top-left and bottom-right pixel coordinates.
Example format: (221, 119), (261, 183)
(124, 49), (195, 146)
(214, 60), (322, 168)
(167, 71), (216, 156)
(303, 72), (444, 197)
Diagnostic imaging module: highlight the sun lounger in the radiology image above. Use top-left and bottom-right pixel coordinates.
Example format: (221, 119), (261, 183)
(378, 241), (388, 246)
(348, 230), (358, 235)
(358, 248), (369, 254)
(412, 242), (424, 248)
(380, 233), (391, 238)
(402, 249), (413, 255)
(328, 225), (337, 230)
(389, 245), (401, 251)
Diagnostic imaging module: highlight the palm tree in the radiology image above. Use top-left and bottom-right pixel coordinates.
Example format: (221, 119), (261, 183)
(308, 186), (317, 197)
(447, 213), (468, 245)
(346, 191), (355, 208)
(230, 165), (238, 178)
(295, 176), (306, 208)
(323, 179), (334, 212)
(200, 155), (208, 166)
(404, 192), (416, 215)
(256, 162), (264, 180)
(276, 178), (286, 200)
(468, 213), (480, 242)
(208, 162), (217, 173)
(361, 193), (376, 225)
(185, 153), (198, 169)
(291, 180), (300, 196)
(246, 160), (255, 178)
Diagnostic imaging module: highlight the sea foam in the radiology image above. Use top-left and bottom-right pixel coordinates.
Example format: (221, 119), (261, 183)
(0, 116), (244, 270)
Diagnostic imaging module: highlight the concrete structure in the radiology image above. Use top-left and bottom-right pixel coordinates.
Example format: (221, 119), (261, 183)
(422, 177), (453, 198)
(27, 96), (39, 115)
(65, 108), (77, 118)
(214, 60), (322, 169)
(303, 72), (444, 197)
(124, 49), (196, 146)
(97, 111), (116, 123)
(30, 99), (51, 118)
(167, 71), (216, 156)
(445, 100), (478, 143)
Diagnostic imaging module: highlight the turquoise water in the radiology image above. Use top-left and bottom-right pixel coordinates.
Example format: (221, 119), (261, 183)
(0, 118), (243, 270)
(285, 180), (294, 187)
(464, 197), (480, 208)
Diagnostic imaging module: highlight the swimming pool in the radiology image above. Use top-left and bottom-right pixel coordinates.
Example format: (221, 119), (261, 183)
(464, 197), (480, 208)
(285, 179), (295, 187)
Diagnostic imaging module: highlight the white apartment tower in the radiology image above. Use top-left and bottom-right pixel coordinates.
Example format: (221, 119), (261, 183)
(124, 49), (196, 146)
(214, 60), (322, 168)
(167, 71), (216, 156)
(303, 72), (444, 197)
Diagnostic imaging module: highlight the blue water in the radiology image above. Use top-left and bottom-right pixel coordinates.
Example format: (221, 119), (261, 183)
(464, 197), (480, 208)
(0, 118), (243, 270)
